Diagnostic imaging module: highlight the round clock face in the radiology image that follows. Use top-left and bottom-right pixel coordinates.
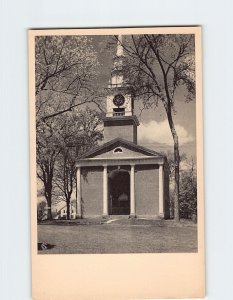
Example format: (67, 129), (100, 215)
(113, 94), (125, 107)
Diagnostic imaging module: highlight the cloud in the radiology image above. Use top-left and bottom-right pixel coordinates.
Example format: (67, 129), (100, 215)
(138, 120), (194, 145)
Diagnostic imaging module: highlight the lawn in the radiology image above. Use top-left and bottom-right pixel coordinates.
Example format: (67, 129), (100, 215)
(38, 222), (197, 254)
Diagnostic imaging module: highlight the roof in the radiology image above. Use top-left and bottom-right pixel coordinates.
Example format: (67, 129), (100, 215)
(102, 115), (140, 126)
(52, 201), (76, 212)
(78, 138), (165, 160)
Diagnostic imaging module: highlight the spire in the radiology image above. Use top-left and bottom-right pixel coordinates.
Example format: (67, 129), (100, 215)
(116, 35), (124, 57)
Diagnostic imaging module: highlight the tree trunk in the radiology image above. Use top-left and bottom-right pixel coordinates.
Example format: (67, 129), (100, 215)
(47, 207), (52, 220)
(38, 164), (54, 220)
(166, 109), (180, 222)
(66, 198), (71, 220)
(45, 192), (53, 220)
(173, 139), (180, 221)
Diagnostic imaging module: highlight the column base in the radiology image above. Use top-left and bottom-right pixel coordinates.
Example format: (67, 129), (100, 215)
(129, 214), (136, 219)
(102, 214), (109, 219)
(159, 213), (165, 219)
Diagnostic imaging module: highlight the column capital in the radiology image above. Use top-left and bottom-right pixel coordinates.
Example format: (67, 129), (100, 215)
(130, 163), (135, 167)
(102, 163), (108, 168)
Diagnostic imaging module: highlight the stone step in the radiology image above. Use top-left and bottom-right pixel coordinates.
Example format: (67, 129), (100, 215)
(108, 215), (130, 219)
(105, 217), (165, 226)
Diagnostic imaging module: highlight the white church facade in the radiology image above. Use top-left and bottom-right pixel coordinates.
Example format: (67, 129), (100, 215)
(75, 36), (170, 219)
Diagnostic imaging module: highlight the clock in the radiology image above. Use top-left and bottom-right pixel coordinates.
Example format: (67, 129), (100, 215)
(113, 94), (125, 107)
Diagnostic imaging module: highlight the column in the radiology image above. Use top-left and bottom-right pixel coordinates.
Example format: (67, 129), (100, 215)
(159, 164), (164, 218)
(76, 166), (82, 218)
(130, 164), (136, 217)
(103, 165), (108, 216)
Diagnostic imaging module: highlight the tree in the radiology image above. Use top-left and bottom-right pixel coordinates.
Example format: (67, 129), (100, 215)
(165, 150), (187, 218)
(36, 118), (62, 219)
(179, 158), (197, 220)
(35, 35), (102, 218)
(54, 146), (76, 220)
(37, 201), (47, 221)
(166, 151), (197, 220)
(35, 35), (102, 120)
(53, 108), (103, 219)
(117, 34), (195, 221)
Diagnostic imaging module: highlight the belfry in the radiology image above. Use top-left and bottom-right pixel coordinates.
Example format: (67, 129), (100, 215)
(103, 35), (139, 144)
(76, 36), (170, 218)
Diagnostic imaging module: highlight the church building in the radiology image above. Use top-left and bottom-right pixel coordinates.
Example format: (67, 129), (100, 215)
(76, 36), (170, 219)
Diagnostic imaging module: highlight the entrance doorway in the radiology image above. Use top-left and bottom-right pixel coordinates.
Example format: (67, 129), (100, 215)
(108, 169), (130, 215)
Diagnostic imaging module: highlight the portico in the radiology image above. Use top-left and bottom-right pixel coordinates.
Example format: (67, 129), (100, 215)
(76, 144), (168, 219)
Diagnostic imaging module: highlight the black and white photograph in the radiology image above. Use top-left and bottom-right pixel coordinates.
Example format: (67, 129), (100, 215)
(32, 28), (202, 255)
(3, 0), (233, 298)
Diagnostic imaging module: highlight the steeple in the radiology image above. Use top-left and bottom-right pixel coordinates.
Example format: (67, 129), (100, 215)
(103, 35), (139, 144)
(106, 35), (134, 117)
(108, 35), (125, 89)
(116, 34), (124, 56)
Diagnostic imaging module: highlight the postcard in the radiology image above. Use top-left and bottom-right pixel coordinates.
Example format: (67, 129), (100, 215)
(29, 26), (204, 299)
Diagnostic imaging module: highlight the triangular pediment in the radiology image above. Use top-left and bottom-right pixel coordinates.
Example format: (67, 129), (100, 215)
(78, 138), (164, 160)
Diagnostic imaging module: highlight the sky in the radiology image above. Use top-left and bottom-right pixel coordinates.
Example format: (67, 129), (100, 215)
(89, 35), (197, 160)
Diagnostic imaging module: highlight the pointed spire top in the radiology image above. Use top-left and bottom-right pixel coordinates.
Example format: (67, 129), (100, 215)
(116, 35), (124, 57)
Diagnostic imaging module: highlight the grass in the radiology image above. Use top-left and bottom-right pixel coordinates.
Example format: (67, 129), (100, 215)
(38, 221), (197, 254)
